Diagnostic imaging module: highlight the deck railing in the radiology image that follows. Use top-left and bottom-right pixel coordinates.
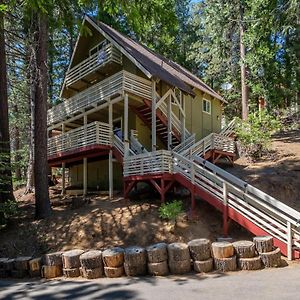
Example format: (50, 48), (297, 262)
(48, 121), (112, 157)
(181, 133), (235, 158)
(159, 101), (191, 139)
(65, 43), (122, 87)
(123, 150), (173, 176)
(48, 71), (152, 126)
(174, 153), (300, 259)
(123, 149), (300, 259)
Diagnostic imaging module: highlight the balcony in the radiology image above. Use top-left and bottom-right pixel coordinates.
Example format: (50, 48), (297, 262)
(48, 71), (152, 126)
(48, 121), (112, 162)
(65, 43), (122, 88)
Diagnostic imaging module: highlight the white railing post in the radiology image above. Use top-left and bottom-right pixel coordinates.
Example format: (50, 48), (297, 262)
(95, 122), (100, 144)
(167, 94), (172, 150)
(151, 80), (157, 151)
(287, 221), (293, 260)
(211, 133), (215, 150)
(191, 162), (195, 184)
(223, 182), (229, 236)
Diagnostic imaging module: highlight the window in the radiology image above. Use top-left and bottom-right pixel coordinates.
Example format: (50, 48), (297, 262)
(203, 99), (211, 114)
(89, 40), (108, 57)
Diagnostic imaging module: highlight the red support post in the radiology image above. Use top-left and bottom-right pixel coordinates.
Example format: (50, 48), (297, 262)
(161, 178), (165, 203)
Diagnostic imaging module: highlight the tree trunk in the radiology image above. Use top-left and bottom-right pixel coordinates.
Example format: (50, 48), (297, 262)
(25, 86), (34, 194)
(0, 3), (14, 202)
(239, 3), (249, 120)
(34, 12), (51, 218)
(13, 105), (21, 182)
(24, 39), (35, 194)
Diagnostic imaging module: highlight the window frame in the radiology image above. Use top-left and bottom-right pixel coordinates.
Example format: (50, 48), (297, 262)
(202, 98), (212, 115)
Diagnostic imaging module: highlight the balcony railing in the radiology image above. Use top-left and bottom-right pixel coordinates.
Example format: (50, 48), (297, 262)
(123, 150), (173, 177)
(65, 43), (122, 87)
(48, 71), (152, 126)
(48, 121), (112, 157)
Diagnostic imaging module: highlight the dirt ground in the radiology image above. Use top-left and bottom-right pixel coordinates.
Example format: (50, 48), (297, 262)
(225, 129), (300, 211)
(0, 187), (251, 258)
(1, 129), (299, 258)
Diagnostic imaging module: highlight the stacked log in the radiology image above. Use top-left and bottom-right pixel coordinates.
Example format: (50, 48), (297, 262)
(168, 243), (191, 275)
(188, 239), (213, 273)
(29, 258), (42, 277)
(254, 236), (281, 268)
(42, 252), (63, 279)
(0, 258), (9, 277)
(146, 243), (169, 276)
(212, 242), (236, 272)
(12, 256), (32, 278)
(62, 249), (85, 278)
(102, 247), (125, 278)
(80, 250), (103, 279)
(233, 241), (261, 270)
(124, 246), (147, 276)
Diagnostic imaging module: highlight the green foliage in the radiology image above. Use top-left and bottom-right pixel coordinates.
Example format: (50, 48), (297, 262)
(159, 200), (183, 221)
(0, 200), (18, 227)
(235, 111), (281, 160)
(188, 0), (300, 118)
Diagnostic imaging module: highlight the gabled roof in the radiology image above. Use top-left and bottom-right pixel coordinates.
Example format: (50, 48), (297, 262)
(63, 16), (225, 102)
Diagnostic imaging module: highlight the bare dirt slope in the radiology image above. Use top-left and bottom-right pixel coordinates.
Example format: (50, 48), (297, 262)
(226, 129), (300, 211)
(0, 187), (251, 257)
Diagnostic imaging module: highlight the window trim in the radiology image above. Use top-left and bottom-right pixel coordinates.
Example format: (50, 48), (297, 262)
(202, 98), (212, 115)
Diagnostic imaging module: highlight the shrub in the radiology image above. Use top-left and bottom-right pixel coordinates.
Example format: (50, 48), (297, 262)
(159, 200), (183, 222)
(235, 111), (281, 160)
(0, 200), (18, 227)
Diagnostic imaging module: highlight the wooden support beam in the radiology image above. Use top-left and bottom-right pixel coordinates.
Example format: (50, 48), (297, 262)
(155, 89), (172, 109)
(124, 93), (129, 158)
(61, 162), (66, 195)
(161, 178), (165, 203)
(167, 94), (172, 150)
(180, 91), (186, 142)
(109, 150), (113, 199)
(151, 80), (157, 151)
(223, 182), (228, 236)
(108, 100), (113, 199)
(83, 157), (87, 196)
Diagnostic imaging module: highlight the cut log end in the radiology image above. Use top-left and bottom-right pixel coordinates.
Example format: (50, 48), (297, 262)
(103, 247), (124, 268)
(232, 240), (256, 258)
(214, 256), (237, 272)
(253, 236), (274, 254)
(148, 261), (169, 276)
(211, 242), (234, 259)
(188, 239), (211, 261)
(104, 266), (124, 278)
(146, 243), (168, 263)
(193, 258), (213, 273)
(238, 257), (262, 270)
(260, 247), (282, 268)
(168, 243), (190, 262)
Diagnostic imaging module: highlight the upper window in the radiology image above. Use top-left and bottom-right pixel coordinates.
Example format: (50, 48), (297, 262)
(203, 99), (211, 114)
(89, 40), (108, 57)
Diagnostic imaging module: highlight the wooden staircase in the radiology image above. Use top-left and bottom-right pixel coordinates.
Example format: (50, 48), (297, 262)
(123, 150), (300, 260)
(131, 99), (182, 148)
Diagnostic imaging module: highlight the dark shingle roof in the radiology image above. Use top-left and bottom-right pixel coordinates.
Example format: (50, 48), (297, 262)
(89, 17), (225, 102)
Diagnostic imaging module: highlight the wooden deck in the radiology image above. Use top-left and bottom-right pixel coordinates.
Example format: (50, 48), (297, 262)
(48, 71), (152, 126)
(65, 43), (122, 88)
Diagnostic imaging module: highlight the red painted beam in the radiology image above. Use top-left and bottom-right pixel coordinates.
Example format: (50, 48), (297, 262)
(48, 144), (111, 165)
